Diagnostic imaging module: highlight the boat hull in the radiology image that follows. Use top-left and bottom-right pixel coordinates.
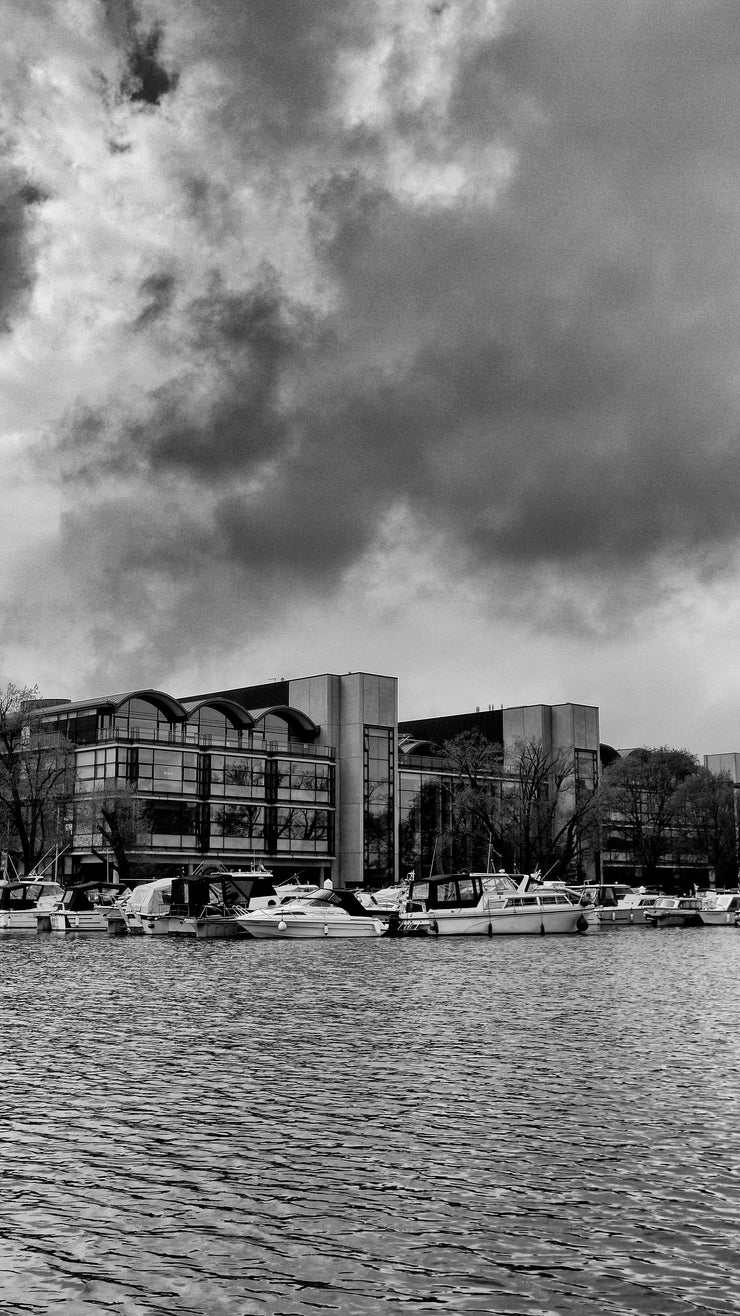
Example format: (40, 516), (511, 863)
(239, 916), (385, 939)
(422, 907), (592, 936)
(139, 915), (195, 936)
(192, 915), (248, 939)
(597, 906), (654, 926)
(699, 910), (740, 926)
(644, 912), (703, 928)
(0, 911), (48, 932)
(50, 910), (109, 933)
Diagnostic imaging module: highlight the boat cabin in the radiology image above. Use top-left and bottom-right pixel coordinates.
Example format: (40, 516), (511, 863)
(0, 880), (65, 911)
(281, 888), (374, 918)
(57, 882), (121, 913)
(408, 873), (487, 912)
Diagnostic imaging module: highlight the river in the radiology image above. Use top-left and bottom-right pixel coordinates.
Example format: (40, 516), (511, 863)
(1, 926), (739, 1315)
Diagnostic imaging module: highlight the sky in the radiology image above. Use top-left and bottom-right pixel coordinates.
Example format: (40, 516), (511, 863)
(2, 0), (740, 756)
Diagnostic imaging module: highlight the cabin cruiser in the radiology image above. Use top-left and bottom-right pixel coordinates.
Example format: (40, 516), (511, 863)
(121, 865), (320, 937)
(582, 883), (661, 926)
(49, 882), (122, 933)
(0, 879), (65, 932)
(189, 866), (319, 938)
(356, 882), (410, 923)
(235, 883), (387, 938)
(123, 872), (217, 935)
(699, 891), (740, 926)
(392, 871), (593, 936)
(643, 896), (703, 928)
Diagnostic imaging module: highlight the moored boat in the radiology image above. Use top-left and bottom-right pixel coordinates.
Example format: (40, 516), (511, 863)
(49, 882), (122, 933)
(643, 896), (703, 928)
(585, 883), (661, 926)
(123, 872), (215, 936)
(191, 866), (318, 939)
(392, 871), (594, 936)
(0, 878), (66, 932)
(699, 891), (740, 927)
(235, 884), (387, 939)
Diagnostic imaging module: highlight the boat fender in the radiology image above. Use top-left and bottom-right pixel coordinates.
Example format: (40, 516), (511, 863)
(487, 921), (493, 937)
(432, 919), (439, 937)
(278, 919), (287, 931)
(576, 913), (589, 933)
(540, 922), (546, 936)
(323, 923), (329, 937)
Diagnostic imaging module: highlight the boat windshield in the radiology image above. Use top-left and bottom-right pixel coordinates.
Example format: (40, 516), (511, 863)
(287, 889), (371, 918)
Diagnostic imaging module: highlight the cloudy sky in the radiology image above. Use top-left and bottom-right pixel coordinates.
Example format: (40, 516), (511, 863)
(2, 0), (740, 754)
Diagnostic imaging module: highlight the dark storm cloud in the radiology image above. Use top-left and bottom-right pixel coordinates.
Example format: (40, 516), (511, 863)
(0, 170), (40, 329)
(37, 0), (740, 681)
(180, 0), (376, 147)
(102, 0), (178, 105)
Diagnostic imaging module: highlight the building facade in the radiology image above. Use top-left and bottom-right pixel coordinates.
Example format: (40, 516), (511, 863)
(398, 702), (601, 881)
(28, 675), (608, 889)
(33, 672), (397, 890)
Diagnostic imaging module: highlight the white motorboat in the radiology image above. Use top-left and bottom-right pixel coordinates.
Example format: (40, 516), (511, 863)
(122, 865), (320, 937)
(699, 891), (740, 926)
(235, 884), (387, 939)
(0, 879), (66, 932)
(49, 882), (122, 933)
(123, 872), (216, 936)
(392, 871), (594, 936)
(356, 882), (410, 923)
(583, 883), (661, 926)
(190, 866), (318, 938)
(643, 896), (703, 928)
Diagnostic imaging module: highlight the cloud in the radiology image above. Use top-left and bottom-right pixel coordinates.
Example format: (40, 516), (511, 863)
(2, 0), (740, 709)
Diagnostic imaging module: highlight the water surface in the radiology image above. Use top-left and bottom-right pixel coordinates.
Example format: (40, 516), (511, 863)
(1, 927), (739, 1314)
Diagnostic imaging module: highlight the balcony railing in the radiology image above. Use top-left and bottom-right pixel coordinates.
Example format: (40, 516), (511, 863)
(93, 727), (336, 759)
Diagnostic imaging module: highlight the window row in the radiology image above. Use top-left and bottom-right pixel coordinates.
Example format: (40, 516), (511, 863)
(71, 799), (334, 856)
(76, 749), (334, 803)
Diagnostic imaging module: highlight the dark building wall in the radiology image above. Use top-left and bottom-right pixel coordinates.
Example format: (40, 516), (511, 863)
(398, 708), (504, 747)
(182, 680), (291, 711)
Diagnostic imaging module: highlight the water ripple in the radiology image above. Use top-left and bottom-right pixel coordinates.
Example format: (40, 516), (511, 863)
(0, 931), (739, 1313)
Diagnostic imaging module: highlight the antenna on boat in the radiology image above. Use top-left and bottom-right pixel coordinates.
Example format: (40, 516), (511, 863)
(428, 839), (437, 879)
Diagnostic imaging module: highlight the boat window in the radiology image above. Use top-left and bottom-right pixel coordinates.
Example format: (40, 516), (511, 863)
(456, 878), (478, 906)
(434, 880), (459, 906)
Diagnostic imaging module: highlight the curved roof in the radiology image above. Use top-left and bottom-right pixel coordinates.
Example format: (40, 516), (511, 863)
(34, 688), (189, 721)
(181, 697), (255, 730)
(398, 735), (443, 757)
(250, 705), (320, 738)
(113, 689), (188, 721)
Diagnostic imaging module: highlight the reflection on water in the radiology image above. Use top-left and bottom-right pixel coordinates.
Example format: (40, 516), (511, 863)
(1, 929), (739, 1315)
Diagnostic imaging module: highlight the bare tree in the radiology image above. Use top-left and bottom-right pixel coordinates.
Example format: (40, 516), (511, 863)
(88, 783), (142, 887)
(440, 732), (597, 878)
(0, 682), (73, 873)
(671, 767), (737, 887)
(503, 737), (595, 878)
(440, 730), (507, 870)
(595, 747), (699, 888)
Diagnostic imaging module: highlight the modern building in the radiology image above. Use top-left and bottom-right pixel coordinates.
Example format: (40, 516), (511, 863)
(398, 702), (601, 881)
(32, 672), (397, 889)
(28, 673), (610, 888)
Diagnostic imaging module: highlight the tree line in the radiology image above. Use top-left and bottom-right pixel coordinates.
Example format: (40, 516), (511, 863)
(401, 731), (738, 889)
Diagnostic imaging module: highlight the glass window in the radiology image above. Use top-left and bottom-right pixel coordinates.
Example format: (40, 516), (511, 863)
(364, 726), (395, 884)
(186, 704), (242, 748)
(209, 755), (265, 798)
(274, 760), (334, 804)
(114, 697), (179, 743)
(137, 800), (199, 848)
(274, 807), (333, 854)
(209, 804), (265, 852)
